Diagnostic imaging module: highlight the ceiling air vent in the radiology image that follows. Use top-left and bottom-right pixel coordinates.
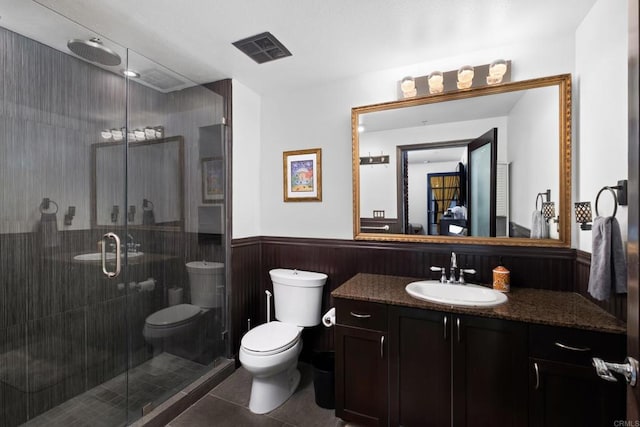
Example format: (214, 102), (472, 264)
(232, 32), (292, 64)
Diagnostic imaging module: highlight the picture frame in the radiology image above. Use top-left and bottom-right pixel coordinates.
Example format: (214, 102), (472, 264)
(283, 148), (322, 202)
(202, 157), (224, 203)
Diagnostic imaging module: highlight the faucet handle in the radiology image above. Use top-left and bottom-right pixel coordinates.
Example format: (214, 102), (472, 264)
(459, 269), (476, 285)
(431, 266), (447, 283)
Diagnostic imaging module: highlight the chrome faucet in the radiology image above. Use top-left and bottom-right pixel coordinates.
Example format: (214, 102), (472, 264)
(449, 252), (457, 283)
(126, 233), (141, 253)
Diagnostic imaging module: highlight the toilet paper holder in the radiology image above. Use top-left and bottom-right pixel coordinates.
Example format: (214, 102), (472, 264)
(322, 307), (336, 327)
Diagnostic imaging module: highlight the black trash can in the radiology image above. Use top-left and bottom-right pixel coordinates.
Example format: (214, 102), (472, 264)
(312, 351), (335, 409)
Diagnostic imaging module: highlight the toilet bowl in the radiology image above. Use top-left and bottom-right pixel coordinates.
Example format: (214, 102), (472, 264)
(143, 303), (204, 340)
(143, 261), (224, 359)
(240, 268), (327, 414)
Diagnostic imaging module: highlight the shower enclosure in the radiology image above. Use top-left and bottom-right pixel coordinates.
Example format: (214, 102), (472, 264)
(0, 7), (229, 426)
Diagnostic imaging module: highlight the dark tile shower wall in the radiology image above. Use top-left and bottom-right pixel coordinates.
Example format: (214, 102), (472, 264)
(0, 26), (227, 426)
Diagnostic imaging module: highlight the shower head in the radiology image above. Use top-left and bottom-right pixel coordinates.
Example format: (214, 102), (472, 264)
(67, 37), (121, 66)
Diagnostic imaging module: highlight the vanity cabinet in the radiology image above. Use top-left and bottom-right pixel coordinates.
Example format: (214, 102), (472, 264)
(335, 299), (388, 426)
(528, 324), (625, 427)
(388, 306), (528, 427)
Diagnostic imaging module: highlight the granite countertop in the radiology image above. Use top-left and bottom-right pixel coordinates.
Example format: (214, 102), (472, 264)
(331, 273), (626, 334)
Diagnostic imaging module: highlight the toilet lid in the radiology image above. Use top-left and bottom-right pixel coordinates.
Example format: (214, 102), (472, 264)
(241, 322), (301, 354)
(146, 304), (201, 327)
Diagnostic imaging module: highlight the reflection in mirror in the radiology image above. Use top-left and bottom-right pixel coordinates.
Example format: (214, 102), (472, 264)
(92, 136), (184, 230)
(354, 74), (571, 247)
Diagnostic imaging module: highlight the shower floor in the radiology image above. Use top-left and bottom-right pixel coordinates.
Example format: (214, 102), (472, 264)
(23, 353), (211, 427)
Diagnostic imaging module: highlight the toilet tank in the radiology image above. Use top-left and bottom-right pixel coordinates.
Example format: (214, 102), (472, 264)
(186, 261), (225, 308)
(270, 268), (328, 327)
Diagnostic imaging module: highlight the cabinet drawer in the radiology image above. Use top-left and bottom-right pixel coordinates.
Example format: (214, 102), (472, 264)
(336, 298), (387, 332)
(529, 324), (625, 365)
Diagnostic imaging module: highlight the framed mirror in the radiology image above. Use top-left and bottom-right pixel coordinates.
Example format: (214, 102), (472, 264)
(91, 136), (185, 231)
(353, 74), (571, 247)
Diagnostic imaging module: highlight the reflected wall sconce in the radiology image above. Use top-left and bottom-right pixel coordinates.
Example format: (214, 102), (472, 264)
(128, 205), (136, 222)
(64, 206), (76, 226)
(428, 71), (444, 94)
(111, 205), (120, 223)
(400, 76), (417, 98)
(542, 201), (556, 221)
(457, 65), (474, 89)
(143, 199), (156, 225)
(574, 201), (593, 230)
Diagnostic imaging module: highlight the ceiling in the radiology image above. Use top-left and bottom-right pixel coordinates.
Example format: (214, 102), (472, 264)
(0, 0), (598, 95)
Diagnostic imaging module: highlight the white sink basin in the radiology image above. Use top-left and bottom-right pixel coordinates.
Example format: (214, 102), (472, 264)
(405, 280), (508, 307)
(73, 251), (144, 261)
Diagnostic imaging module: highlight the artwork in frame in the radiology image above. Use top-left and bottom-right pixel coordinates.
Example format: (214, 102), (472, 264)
(202, 157), (224, 203)
(283, 148), (322, 202)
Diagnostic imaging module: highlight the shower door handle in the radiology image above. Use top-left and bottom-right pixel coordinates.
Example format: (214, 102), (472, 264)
(102, 232), (121, 278)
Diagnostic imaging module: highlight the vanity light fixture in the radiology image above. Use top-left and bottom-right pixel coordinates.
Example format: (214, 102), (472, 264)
(123, 69), (140, 78)
(487, 59), (508, 85)
(428, 71), (444, 94)
(457, 65), (474, 89)
(358, 123), (365, 133)
(400, 76), (417, 98)
(574, 201), (593, 230)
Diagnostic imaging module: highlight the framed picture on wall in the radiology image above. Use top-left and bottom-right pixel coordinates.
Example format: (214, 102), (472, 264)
(202, 157), (224, 203)
(283, 148), (322, 202)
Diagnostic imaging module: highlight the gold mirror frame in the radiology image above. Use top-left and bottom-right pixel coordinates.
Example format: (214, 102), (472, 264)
(352, 74), (572, 247)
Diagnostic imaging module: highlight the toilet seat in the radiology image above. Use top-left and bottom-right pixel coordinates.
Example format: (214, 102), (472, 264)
(145, 304), (201, 328)
(241, 322), (302, 356)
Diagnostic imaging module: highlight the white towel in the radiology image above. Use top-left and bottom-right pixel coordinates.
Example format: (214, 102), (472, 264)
(588, 216), (627, 301)
(530, 210), (549, 239)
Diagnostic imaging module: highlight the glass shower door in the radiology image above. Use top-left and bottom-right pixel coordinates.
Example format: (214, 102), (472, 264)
(0, 20), (130, 426)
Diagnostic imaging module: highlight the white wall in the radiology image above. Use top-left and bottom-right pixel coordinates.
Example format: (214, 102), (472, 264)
(231, 79), (262, 239)
(234, 34), (581, 240)
(508, 86), (560, 238)
(575, 0), (628, 252)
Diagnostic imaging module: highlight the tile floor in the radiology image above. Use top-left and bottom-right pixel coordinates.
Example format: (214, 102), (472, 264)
(24, 353), (212, 427)
(168, 363), (347, 427)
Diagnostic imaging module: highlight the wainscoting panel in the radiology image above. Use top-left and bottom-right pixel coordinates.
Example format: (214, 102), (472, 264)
(576, 250), (627, 322)
(230, 236), (585, 359)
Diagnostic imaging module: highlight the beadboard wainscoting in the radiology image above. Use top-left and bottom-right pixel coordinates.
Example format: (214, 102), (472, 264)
(229, 237), (619, 361)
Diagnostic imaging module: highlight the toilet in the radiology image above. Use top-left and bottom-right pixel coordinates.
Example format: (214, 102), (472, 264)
(143, 261), (224, 359)
(239, 268), (327, 414)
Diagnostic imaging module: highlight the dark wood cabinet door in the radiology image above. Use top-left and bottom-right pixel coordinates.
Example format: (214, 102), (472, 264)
(389, 306), (451, 427)
(529, 358), (624, 427)
(452, 314), (528, 427)
(335, 325), (388, 426)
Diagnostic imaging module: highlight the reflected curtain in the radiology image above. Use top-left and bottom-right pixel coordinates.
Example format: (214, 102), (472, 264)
(430, 175), (460, 224)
